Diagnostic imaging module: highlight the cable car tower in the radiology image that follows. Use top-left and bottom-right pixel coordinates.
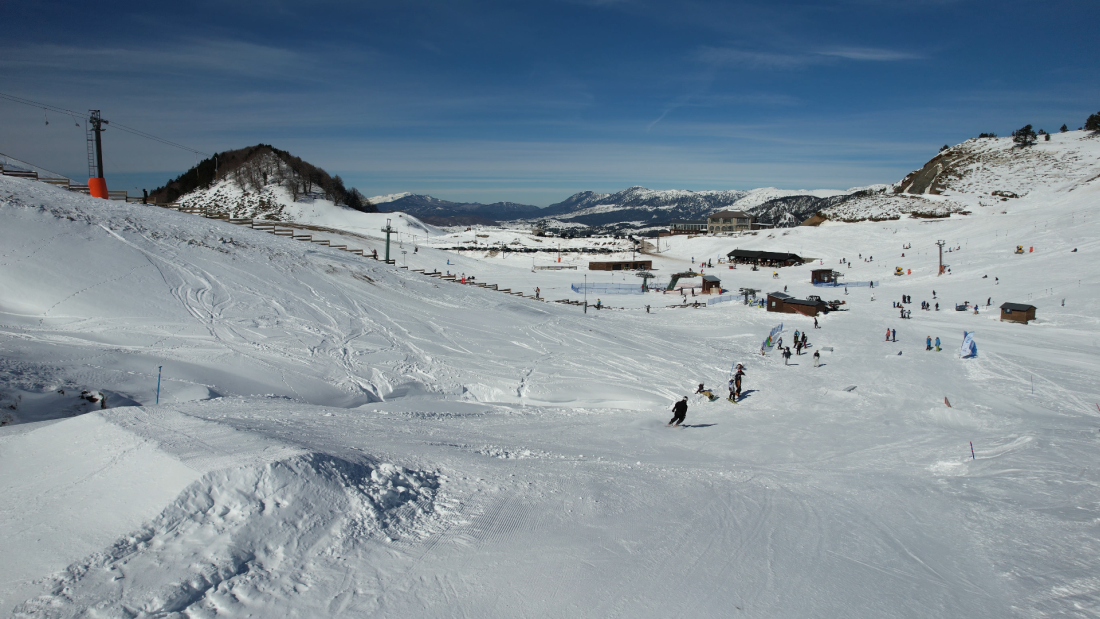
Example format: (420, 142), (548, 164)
(85, 110), (109, 198)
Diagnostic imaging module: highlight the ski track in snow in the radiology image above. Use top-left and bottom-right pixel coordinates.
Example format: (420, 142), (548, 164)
(3, 135), (1100, 617)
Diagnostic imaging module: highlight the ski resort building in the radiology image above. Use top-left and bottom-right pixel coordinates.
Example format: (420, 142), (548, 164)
(707, 210), (754, 233)
(728, 249), (804, 268)
(701, 275), (721, 294)
(766, 291), (828, 316)
(665, 220), (708, 235)
(999, 302), (1037, 324)
(588, 259), (653, 271)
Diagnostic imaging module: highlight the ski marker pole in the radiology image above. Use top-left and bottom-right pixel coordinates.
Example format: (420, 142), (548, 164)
(156, 366), (162, 405)
(970, 441), (975, 460)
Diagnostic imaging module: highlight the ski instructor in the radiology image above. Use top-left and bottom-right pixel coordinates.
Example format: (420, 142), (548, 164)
(668, 396), (689, 427)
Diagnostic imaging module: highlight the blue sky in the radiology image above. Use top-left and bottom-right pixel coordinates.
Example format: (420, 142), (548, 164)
(1, 0), (1097, 206)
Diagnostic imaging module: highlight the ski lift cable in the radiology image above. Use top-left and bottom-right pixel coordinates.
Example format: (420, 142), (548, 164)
(0, 90), (209, 157)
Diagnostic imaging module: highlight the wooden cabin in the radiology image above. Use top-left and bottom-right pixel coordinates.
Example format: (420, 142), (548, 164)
(999, 302), (1036, 324)
(701, 275), (721, 294)
(767, 291), (827, 317)
(588, 260), (653, 271)
(811, 269), (839, 285)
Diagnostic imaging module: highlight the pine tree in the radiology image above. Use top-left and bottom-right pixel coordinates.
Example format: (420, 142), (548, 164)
(1012, 124), (1037, 147)
(1060, 124), (1069, 132)
(1086, 112), (1100, 132)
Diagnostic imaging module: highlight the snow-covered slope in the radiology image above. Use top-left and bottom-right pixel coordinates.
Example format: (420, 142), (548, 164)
(2, 168), (1100, 617)
(820, 131), (1100, 222)
(178, 177), (443, 239)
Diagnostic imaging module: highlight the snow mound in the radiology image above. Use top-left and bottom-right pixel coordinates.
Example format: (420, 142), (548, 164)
(13, 453), (442, 618)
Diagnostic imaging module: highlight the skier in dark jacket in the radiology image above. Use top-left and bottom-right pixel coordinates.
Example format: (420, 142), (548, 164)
(732, 364), (745, 400)
(668, 397), (688, 427)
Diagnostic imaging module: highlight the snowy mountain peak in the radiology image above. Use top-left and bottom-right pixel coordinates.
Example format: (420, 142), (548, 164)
(369, 192), (413, 204)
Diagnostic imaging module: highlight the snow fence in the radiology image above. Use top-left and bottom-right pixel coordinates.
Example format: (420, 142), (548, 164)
(570, 283), (645, 295)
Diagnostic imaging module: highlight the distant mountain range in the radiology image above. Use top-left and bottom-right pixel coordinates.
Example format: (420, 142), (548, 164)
(370, 193), (541, 226)
(372, 185), (866, 230)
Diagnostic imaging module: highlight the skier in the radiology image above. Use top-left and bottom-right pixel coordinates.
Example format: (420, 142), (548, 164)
(813, 350), (821, 367)
(935, 302), (939, 311)
(646, 304), (650, 314)
(814, 316), (819, 329)
(926, 336), (932, 351)
(885, 328), (891, 342)
(935, 336), (941, 351)
(668, 396), (688, 427)
(535, 287), (540, 299)
(782, 347), (792, 365)
(795, 340), (802, 356)
(892, 329), (897, 342)
(596, 298), (602, 310)
(801, 332), (808, 349)
(987, 296), (991, 306)
(794, 330), (800, 342)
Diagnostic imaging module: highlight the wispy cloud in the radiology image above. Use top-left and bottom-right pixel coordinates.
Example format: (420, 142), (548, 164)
(697, 47), (816, 70)
(698, 45), (924, 69)
(815, 47), (923, 61)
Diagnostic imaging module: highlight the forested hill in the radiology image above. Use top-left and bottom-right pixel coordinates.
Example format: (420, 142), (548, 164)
(149, 144), (375, 213)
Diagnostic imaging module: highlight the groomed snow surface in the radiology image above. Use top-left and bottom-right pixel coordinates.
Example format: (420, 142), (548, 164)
(2, 140), (1100, 617)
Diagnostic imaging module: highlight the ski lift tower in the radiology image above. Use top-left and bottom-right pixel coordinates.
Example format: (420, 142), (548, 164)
(381, 219), (396, 264)
(86, 110), (109, 199)
(739, 287), (759, 305)
(935, 240), (946, 275)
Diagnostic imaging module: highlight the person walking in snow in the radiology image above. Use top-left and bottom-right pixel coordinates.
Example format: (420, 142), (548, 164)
(732, 364), (745, 400)
(892, 329), (897, 342)
(935, 336), (941, 351)
(795, 340), (802, 356)
(814, 316), (819, 328)
(668, 396), (688, 427)
(535, 287), (540, 299)
(926, 336), (932, 351)
(783, 347), (792, 365)
(801, 332), (808, 349)
(813, 350), (821, 367)
(885, 328), (891, 342)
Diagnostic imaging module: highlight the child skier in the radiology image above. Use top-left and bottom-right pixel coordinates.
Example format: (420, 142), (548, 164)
(732, 364), (745, 400)
(926, 336), (932, 351)
(813, 350), (821, 367)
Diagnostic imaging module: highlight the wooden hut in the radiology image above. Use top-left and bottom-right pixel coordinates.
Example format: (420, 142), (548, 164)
(811, 269), (839, 285)
(999, 302), (1036, 324)
(701, 274), (721, 294)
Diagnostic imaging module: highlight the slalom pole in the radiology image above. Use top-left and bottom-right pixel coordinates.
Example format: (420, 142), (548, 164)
(156, 366), (162, 404)
(970, 441), (975, 460)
